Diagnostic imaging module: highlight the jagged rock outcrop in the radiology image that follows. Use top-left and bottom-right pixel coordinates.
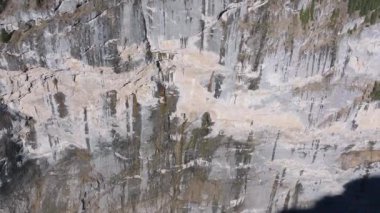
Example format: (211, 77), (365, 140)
(0, 0), (379, 212)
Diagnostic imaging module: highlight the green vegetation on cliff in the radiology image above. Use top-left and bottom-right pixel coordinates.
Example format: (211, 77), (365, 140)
(370, 82), (380, 101)
(348, 0), (380, 24)
(300, 0), (315, 28)
(348, 0), (380, 16)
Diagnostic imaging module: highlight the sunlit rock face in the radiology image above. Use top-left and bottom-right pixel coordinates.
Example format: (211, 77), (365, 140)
(0, 0), (379, 212)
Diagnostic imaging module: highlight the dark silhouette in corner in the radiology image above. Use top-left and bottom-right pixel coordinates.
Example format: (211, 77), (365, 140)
(282, 177), (380, 213)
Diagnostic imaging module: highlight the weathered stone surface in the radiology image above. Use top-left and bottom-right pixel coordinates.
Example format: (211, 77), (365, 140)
(0, 0), (379, 212)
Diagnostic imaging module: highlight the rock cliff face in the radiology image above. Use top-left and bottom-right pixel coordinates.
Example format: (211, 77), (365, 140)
(0, 0), (379, 212)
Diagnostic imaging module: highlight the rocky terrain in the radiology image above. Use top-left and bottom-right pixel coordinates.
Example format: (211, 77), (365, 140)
(0, 0), (379, 212)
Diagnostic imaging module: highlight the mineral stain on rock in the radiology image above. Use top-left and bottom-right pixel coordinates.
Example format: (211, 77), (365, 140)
(340, 149), (380, 170)
(53, 92), (68, 118)
(105, 90), (117, 116)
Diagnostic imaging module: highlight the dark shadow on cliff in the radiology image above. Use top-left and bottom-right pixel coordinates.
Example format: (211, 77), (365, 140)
(0, 102), (41, 195)
(282, 177), (380, 213)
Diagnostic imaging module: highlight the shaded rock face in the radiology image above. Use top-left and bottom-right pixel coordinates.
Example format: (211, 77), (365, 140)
(0, 0), (380, 212)
(282, 177), (380, 213)
(0, 105), (37, 191)
(0, 0), (148, 71)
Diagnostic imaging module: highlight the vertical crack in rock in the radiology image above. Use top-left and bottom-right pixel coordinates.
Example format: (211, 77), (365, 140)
(267, 173), (280, 213)
(140, 0), (152, 64)
(200, 0), (206, 51)
(271, 131), (280, 161)
(291, 180), (304, 209)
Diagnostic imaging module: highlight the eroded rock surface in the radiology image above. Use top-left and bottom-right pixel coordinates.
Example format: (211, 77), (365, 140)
(0, 0), (379, 212)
